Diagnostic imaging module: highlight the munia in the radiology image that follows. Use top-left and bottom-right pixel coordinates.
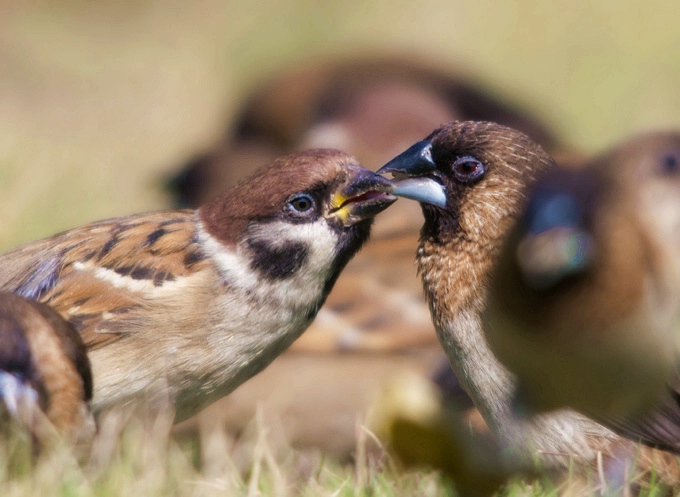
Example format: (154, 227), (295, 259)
(379, 122), (680, 482)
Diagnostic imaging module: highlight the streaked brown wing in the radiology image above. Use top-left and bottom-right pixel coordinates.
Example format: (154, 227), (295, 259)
(0, 210), (210, 349)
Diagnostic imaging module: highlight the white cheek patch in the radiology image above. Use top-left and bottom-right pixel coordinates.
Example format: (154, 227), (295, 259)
(198, 220), (339, 308)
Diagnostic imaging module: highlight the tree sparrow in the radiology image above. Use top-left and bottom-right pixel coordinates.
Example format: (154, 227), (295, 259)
(0, 149), (395, 422)
(0, 291), (93, 443)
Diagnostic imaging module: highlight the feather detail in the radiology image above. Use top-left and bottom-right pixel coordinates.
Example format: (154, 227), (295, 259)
(0, 211), (210, 349)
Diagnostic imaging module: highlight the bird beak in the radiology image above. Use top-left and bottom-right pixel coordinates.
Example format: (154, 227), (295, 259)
(330, 166), (397, 225)
(377, 140), (447, 207)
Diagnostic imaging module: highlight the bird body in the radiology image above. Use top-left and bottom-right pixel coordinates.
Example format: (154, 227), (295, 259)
(378, 122), (676, 476)
(0, 149), (395, 421)
(484, 132), (680, 436)
(0, 291), (93, 442)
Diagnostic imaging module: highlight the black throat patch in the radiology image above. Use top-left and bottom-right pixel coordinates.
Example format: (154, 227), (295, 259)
(247, 240), (309, 280)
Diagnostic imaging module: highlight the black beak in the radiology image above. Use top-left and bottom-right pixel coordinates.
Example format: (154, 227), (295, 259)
(330, 166), (397, 226)
(378, 140), (447, 207)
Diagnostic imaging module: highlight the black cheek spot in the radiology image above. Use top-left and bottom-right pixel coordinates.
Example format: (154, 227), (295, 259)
(247, 240), (309, 280)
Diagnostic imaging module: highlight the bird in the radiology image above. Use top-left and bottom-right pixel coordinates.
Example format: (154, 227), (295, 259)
(165, 55), (565, 457)
(484, 131), (680, 442)
(370, 372), (525, 497)
(377, 121), (680, 484)
(0, 149), (396, 422)
(0, 291), (93, 444)
(167, 55), (560, 209)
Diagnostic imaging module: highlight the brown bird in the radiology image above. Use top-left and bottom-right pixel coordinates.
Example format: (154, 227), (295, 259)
(484, 132), (680, 444)
(0, 150), (395, 422)
(166, 55), (564, 456)
(0, 291), (93, 443)
(167, 55), (559, 208)
(378, 121), (680, 484)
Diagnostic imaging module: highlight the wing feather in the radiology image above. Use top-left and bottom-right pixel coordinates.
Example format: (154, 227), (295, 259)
(0, 210), (211, 350)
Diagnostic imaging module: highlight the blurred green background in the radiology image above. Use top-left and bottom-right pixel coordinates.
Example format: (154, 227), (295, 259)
(2, 0), (680, 250)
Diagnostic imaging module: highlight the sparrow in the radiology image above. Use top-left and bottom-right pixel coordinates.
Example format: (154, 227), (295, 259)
(484, 132), (680, 441)
(165, 55), (565, 456)
(0, 291), (93, 443)
(0, 149), (396, 422)
(377, 121), (680, 482)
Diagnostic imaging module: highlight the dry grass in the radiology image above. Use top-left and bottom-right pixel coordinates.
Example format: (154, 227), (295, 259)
(0, 406), (674, 497)
(0, 408), (460, 497)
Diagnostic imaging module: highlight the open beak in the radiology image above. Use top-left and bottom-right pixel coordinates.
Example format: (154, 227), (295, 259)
(330, 166), (397, 225)
(377, 140), (447, 207)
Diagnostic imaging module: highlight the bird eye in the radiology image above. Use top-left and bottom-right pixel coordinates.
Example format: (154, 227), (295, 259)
(287, 194), (315, 214)
(661, 153), (680, 175)
(452, 156), (486, 183)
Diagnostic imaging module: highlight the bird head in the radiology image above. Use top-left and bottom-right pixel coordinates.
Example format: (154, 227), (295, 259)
(378, 121), (554, 244)
(200, 149), (396, 296)
(493, 131), (680, 328)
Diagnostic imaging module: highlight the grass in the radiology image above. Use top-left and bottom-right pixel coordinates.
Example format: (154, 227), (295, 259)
(0, 409), (458, 497)
(0, 407), (675, 497)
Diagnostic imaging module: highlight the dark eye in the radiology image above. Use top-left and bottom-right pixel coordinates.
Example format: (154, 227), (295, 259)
(452, 156), (486, 182)
(661, 153), (680, 175)
(287, 194), (315, 214)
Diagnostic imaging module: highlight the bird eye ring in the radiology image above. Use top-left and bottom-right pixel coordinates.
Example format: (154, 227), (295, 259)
(452, 156), (486, 183)
(287, 194), (316, 214)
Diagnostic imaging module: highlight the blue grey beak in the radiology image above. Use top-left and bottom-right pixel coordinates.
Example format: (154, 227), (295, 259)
(378, 140), (447, 207)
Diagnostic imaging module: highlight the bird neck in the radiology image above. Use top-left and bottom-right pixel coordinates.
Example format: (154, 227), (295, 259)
(417, 234), (619, 467)
(417, 233), (513, 422)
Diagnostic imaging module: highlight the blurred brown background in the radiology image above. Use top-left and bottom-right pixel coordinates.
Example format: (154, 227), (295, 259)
(2, 0), (680, 460)
(3, 0), (680, 250)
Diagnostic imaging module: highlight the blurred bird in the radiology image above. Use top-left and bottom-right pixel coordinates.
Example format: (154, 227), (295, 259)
(378, 121), (680, 482)
(370, 372), (526, 497)
(0, 150), (395, 422)
(166, 55), (564, 456)
(167, 55), (559, 209)
(0, 291), (93, 444)
(485, 132), (680, 443)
